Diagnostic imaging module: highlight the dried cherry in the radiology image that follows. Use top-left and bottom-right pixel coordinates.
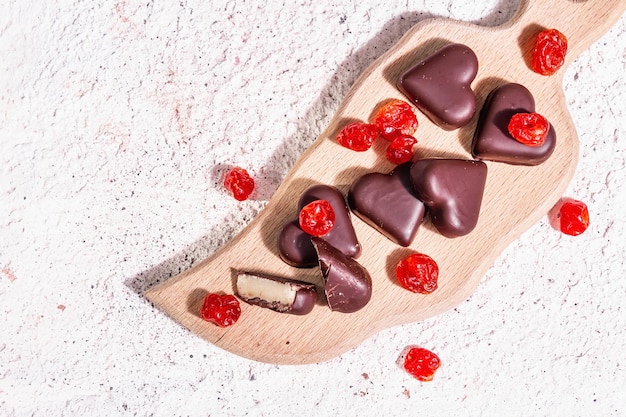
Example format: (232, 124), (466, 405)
(223, 167), (255, 201)
(299, 199), (336, 237)
(396, 252), (439, 294)
(532, 28), (568, 76)
(200, 293), (241, 327)
(386, 135), (417, 164)
(550, 198), (590, 236)
(374, 99), (418, 141)
(336, 122), (379, 152)
(508, 112), (550, 147)
(403, 347), (441, 381)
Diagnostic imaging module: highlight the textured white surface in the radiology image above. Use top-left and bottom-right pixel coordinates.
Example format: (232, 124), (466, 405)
(1, 0), (625, 416)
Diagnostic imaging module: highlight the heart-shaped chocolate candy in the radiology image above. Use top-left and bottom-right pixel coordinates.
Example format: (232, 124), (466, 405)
(472, 83), (556, 165)
(410, 159), (488, 238)
(397, 43), (478, 130)
(278, 184), (361, 268)
(348, 163), (425, 247)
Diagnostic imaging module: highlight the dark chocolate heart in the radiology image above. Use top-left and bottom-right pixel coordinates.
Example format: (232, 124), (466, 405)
(410, 159), (488, 238)
(278, 184), (361, 268)
(472, 83), (556, 165)
(348, 163), (425, 247)
(397, 43), (478, 130)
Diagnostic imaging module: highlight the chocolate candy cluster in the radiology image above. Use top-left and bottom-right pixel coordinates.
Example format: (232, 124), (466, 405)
(236, 40), (560, 317)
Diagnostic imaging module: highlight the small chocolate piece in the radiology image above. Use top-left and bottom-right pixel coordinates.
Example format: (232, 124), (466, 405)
(278, 184), (361, 268)
(235, 271), (317, 315)
(472, 83), (556, 165)
(397, 43), (478, 130)
(348, 163), (426, 246)
(312, 237), (372, 313)
(277, 220), (318, 268)
(410, 159), (488, 238)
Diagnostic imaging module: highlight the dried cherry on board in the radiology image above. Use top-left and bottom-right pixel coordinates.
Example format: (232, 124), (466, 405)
(396, 252), (439, 294)
(532, 28), (568, 76)
(336, 122), (379, 152)
(374, 99), (418, 141)
(386, 135), (417, 164)
(200, 293), (241, 327)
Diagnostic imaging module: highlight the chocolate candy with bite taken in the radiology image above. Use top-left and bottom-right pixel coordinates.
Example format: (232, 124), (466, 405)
(312, 237), (372, 314)
(236, 271), (317, 315)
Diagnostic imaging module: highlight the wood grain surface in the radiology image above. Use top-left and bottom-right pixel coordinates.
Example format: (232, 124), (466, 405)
(145, 0), (626, 364)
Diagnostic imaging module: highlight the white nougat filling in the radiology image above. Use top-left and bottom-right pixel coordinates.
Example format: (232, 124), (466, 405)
(237, 274), (297, 305)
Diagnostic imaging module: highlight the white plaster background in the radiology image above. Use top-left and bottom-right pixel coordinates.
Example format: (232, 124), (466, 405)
(1, 0), (625, 416)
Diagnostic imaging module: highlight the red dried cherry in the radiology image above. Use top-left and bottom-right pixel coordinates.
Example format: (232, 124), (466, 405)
(550, 198), (590, 236)
(200, 293), (241, 327)
(336, 122), (379, 152)
(396, 252), (439, 294)
(223, 167), (255, 201)
(508, 112), (549, 147)
(299, 199), (336, 237)
(386, 134), (417, 164)
(403, 347), (441, 381)
(532, 28), (568, 76)
(374, 99), (418, 141)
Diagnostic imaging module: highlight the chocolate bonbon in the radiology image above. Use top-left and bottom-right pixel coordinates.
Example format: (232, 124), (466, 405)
(410, 158), (488, 238)
(312, 237), (372, 313)
(397, 43), (478, 130)
(278, 184), (360, 268)
(472, 83), (556, 165)
(348, 163), (426, 246)
(277, 220), (318, 267)
(235, 271), (317, 315)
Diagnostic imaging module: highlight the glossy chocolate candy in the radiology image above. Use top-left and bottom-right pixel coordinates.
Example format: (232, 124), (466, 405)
(472, 83), (556, 165)
(348, 163), (426, 246)
(278, 184), (361, 268)
(397, 43), (478, 130)
(312, 237), (372, 314)
(410, 158), (488, 238)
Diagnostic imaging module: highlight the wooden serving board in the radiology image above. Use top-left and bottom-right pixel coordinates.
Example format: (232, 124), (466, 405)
(145, 0), (626, 364)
